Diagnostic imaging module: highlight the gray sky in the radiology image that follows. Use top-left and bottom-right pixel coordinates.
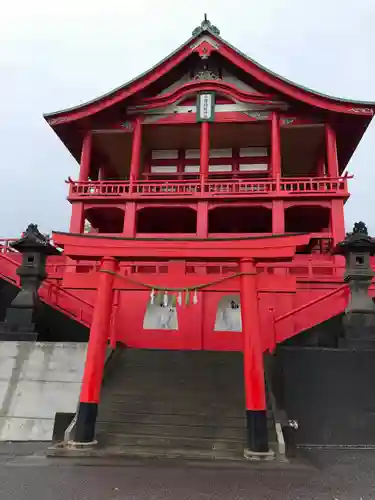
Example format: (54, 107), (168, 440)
(1, 0), (375, 237)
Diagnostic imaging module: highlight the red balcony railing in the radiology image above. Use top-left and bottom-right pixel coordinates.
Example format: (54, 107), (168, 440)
(68, 176), (349, 200)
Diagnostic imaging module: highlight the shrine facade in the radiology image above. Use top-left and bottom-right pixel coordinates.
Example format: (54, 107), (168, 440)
(1, 15), (375, 458)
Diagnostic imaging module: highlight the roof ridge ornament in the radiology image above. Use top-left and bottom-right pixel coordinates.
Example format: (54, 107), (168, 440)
(192, 14), (220, 37)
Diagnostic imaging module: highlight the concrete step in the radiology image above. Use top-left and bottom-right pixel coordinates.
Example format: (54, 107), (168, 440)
(97, 411), (246, 428)
(97, 432), (246, 451)
(97, 412), (275, 434)
(96, 421), (247, 440)
(98, 402), (245, 418)
(96, 348), (278, 456)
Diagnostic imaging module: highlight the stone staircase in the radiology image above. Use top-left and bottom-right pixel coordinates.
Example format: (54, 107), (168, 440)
(95, 348), (278, 461)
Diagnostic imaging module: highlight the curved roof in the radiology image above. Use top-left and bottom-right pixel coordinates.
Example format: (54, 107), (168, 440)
(44, 17), (375, 125)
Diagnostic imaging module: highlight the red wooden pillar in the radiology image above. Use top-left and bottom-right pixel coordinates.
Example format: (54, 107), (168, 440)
(123, 202), (136, 237)
(331, 199), (345, 245)
(316, 156), (326, 177)
(130, 118), (142, 181)
(200, 122), (210, 185)
(69, 203), (85, 233)
(271, 112), (281, 181)
(272, 200), (285, 234)
(197, 201), (208, 238)
(79, 132), (92, 182)
(70, 131), (92, 234)
(98, 166), (104, 181)
(74, 257), (117, 443)
(177, 148), (185, 180)
(325, 124), (339, 178)
(240, 258), (269, 455)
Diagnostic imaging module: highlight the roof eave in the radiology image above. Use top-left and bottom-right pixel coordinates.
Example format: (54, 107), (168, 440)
(44, 26), (375, 126)
(43, 33), (198, 122)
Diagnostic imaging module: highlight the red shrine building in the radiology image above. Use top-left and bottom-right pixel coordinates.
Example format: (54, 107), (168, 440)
(1, 16), (375, 459)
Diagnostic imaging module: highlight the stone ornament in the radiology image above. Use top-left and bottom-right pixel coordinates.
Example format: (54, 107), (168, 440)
(192, 14), (220, 37)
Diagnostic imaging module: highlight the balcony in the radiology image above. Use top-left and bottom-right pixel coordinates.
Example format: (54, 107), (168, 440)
(68, 176), (349, 201)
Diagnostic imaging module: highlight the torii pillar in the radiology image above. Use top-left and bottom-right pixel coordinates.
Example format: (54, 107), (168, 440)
(240, 258), (274, 459)
(52, 230), (313, 451)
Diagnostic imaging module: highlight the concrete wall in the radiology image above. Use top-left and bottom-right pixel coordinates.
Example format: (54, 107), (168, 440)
(0, 341), (87, 441)
(277, 346), (375, 446)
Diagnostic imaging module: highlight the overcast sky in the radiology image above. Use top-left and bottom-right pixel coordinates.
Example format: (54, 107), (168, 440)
(1, 0), (375, 237)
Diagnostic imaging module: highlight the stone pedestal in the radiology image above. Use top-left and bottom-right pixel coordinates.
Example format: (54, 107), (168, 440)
(341, 312), (375, 349)
(334, 222), (375, 349)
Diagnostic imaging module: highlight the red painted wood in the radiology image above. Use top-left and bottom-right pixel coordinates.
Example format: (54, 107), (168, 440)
(123, 202), (136, 237)
(196, 201), (208, 238)
(177, 148), (185, 179)
(149, 154), (268, 168)
(69, 203), (84, 234)
(80, 257), (117, 403)
(79, 132), (92, 182)
(30, 27), (375, 361)
(130, 118), (142, 181)
(192, 39), (217, 58)
(114, 289), (202, 350)
(67, 177), (350, 202)
(46, 44), (193, 124)
(200, 122), (210, 182)
(131, 81), (275, 110)
(325, 124), (339, 178)
(274, 284), (349, 343)
(0, 244), (356, 350)
(142, 111), (268, 124)
(45, 30), (374, 133)
(240, 259), (266, 410)
(331, 199), (346, 244)
(51, 231), (312, 260)
(272, 200), (284, 234)
(271, 112), (281, 177)
(218, 42), (374, 114)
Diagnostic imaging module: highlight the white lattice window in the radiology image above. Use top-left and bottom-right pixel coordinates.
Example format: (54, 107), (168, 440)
(184, 165), (200, 173)
(151, 150), (178, 159)
(209, 149), (233, 158)
(185, 149), (201, 159)
(239, 147), (268, 157)
(209, 165), (232, 172)
(239, 164), (268, 172)
(150, 166), (177, 173)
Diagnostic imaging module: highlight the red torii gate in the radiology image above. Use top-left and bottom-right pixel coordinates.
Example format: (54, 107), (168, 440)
(53, 231), (311, 457)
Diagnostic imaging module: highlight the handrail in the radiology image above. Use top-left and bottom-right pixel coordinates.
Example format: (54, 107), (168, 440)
(69, 175), (348, 186)
(0, 252), (93, 325)
(0, 252), (22, 267)
(274, 284), (348, 323)
(42, 280), (94, 310)
(69, 175), (352, 183)
(0, 239), (18, 253)
(68, 176), (350, 199)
